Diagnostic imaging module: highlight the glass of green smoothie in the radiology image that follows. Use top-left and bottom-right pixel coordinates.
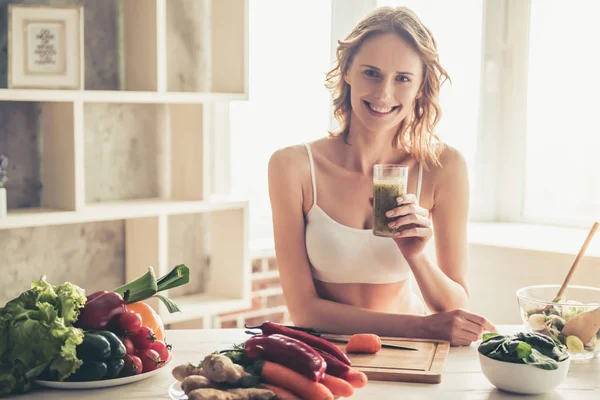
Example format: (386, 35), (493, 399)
(372, 164), (408, 237)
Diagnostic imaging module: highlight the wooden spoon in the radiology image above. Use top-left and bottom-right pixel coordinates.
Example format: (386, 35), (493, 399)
(553, 222), (599, 302)
(557, 222), (599, 344)
(562, 308), (600, 344)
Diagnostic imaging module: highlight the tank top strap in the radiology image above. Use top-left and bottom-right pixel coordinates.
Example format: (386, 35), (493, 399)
(416, 163), (423, 203)
(303, 143), (317, 205)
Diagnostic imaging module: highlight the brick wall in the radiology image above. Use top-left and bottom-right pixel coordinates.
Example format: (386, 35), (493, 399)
(211, 254), (291, 329)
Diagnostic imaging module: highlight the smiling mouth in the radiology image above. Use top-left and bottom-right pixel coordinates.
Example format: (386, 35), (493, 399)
(364, 101), (400, 115)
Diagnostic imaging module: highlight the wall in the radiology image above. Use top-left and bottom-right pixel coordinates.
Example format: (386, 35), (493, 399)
(467, 245), (600, 324)
(211, 255), (292, 329)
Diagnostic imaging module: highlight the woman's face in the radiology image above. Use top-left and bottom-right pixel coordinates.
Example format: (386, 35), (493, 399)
(344, 32), (424, 135)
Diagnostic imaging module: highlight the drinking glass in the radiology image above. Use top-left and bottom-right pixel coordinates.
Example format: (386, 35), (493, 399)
(372, 164), (408, 237)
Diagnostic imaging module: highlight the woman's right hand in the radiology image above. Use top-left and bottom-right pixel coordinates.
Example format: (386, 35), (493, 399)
(421, 308), (497, 347)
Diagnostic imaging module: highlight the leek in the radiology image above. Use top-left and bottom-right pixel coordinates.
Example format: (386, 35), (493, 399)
(112, 264), (190, 313)
(113, 267), (158, 303)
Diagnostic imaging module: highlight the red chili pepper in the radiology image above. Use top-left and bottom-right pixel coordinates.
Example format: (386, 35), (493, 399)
(244, 334), (327, 382)
(247, 321), (351, 366)
(314, 347), (350, 378)
(77, 291), (126, 330)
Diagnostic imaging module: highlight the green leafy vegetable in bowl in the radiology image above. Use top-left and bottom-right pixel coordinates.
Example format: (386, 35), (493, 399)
(478, 332), (569, 370)
(0, 276), (87, 396)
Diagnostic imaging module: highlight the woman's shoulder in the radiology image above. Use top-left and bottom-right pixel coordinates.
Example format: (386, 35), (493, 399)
(269, 137), (332, 169)
(428, 142), (468, 176)
(269, 143), (309, 171)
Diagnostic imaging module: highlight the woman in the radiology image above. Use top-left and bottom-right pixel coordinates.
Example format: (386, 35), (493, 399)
(268, 6), (496, 346)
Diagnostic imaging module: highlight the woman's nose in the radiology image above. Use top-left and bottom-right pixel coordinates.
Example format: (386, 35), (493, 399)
(374, 79), (395, 102)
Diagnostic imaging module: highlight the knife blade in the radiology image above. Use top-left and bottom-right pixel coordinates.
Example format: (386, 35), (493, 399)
(322, 336), (419, 351)
(282, 326), (420, 351)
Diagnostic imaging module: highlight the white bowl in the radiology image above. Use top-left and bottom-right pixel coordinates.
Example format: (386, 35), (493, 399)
(479, 353), (570, 395)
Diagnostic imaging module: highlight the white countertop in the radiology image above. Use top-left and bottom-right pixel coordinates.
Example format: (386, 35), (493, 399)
(10, 325), (600, 400)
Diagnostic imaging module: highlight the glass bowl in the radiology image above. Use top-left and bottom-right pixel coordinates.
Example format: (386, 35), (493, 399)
(516, 284), (600, 360)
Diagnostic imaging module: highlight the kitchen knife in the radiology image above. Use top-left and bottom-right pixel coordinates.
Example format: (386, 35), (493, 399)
(320, 335), (419, 351)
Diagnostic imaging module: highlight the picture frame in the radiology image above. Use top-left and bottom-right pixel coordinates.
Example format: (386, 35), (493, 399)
(8, 5), (84, 90)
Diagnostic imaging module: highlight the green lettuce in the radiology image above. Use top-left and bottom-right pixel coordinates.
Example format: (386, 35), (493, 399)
(0, 276), (87, 396)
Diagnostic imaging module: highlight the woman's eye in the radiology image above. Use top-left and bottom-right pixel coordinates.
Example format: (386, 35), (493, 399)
(396, 75), (410, 83)
(364, 69), (379, 78)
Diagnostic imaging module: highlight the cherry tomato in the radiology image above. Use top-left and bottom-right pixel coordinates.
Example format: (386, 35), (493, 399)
(131, 326), (156, 350)
(149, 340), (169, 361)
(121, 336), (136, 355)
(126, 302), (165, 341)
(118, 311), (142, 335)
(122, 355), (143, 376)
(137, 348), (163, 372)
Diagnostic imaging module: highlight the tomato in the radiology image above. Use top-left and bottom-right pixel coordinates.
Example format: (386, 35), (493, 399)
(122, 355), (142, 376)
(121, 336), (136, 355)
(131, 326), (156, 350)
(117, 311), (142, 335)
(137, 348), (163, 373)
(149, 340), (169, 361)
(125, 302), (165, 341)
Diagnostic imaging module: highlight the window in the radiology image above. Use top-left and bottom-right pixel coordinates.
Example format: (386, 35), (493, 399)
(377, 0), (485, 207)
(228, 0), (333, 243)
(226, 0), (600, 248)
(523, 0), (600, 226)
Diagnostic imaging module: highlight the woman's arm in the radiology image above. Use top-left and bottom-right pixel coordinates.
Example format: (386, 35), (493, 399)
(268, 147), (423, 337)
(268, 145), (494, 345)
(405, 146), (471, 312)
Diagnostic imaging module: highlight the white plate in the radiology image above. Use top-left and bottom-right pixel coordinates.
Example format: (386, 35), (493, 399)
(168, 381), (188, 400)
(34, 356), (171, 390)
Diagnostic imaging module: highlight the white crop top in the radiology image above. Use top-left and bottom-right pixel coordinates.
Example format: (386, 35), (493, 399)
(303, 143), (423, 284)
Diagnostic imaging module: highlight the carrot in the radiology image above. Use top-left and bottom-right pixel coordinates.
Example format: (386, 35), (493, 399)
(260, 361), (334, 400)
(260, 383), (301, 399)
(320, 373), (354, 398)
(345, 333), (382, 353)
(343, 368), (368, 389)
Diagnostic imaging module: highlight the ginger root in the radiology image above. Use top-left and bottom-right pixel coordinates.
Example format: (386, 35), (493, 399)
(227, 388), (277, 400)
(202, 354), (249, 384)
(187, 388), (242, 400)
(182, 375), (217, 394)
(172, 363), (205, 382)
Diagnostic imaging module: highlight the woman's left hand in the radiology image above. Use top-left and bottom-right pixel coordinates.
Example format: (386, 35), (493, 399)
(386, 194), (432, 259)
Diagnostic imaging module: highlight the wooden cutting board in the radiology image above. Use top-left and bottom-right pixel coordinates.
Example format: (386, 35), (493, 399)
(322, 334), (450, 384)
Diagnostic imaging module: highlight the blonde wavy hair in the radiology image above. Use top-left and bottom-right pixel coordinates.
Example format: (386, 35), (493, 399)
(325, 6), (450, 167)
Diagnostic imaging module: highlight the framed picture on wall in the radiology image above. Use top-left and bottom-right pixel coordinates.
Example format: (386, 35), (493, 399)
(8, 5), (84, 89)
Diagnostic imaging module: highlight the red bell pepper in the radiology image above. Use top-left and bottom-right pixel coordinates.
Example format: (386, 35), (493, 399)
(244, 334), (327, 382)
(77, 291), (126, 330)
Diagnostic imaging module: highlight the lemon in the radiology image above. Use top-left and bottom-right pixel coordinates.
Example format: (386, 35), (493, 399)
(566, 335), (585, 353)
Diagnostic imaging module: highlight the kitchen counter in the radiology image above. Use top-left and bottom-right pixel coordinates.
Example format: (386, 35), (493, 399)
(11, 325), (600, 399)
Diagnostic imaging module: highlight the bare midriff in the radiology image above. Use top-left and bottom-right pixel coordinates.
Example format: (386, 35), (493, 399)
(313, 278), (425, 315)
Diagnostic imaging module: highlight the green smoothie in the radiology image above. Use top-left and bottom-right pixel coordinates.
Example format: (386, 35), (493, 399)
(372, 180), (406, 237)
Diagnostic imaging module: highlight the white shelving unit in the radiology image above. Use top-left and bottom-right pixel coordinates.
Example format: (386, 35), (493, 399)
(0, 89), (247, 103)
(0, 0), (250, 328)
